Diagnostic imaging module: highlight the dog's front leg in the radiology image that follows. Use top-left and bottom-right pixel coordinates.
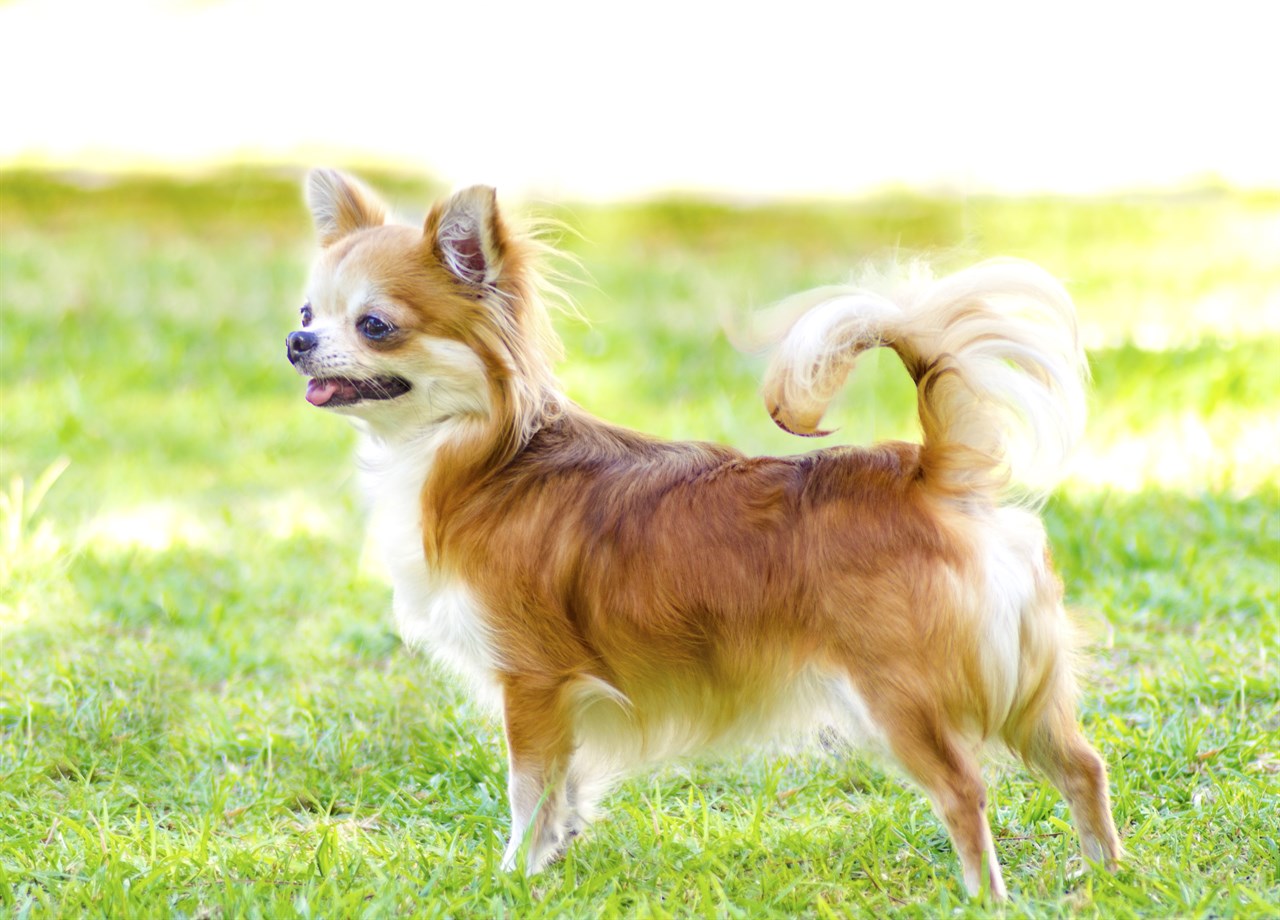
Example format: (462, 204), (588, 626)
(498, 677), (575, 873)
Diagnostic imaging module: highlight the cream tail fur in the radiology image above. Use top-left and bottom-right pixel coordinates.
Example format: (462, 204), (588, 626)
(762, 259), (1088, 502)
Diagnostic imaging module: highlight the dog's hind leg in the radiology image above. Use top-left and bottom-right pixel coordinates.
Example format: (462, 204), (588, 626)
(1000, 599), (1122, 872)
(499, 678), (576, 873)
(1018, 696), (1121, 870)
(884, 711), (1008, 901)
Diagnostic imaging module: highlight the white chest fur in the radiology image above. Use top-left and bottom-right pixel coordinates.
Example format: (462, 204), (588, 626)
(359, 429), (501, 698)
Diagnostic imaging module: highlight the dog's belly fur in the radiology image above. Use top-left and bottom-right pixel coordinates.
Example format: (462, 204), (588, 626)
(568, 662), (893, 774)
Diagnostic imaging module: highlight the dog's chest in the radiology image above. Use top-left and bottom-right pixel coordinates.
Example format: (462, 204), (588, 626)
(362, 437), (500, 691)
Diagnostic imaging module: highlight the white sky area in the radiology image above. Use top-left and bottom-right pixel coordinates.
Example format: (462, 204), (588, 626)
(1, 0), (1276, 200)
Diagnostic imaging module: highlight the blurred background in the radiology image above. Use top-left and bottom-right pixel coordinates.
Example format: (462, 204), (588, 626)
(4, 0), (1278, 198)
(2, 0), (1280, 596)
(4, 0), (1277, 496)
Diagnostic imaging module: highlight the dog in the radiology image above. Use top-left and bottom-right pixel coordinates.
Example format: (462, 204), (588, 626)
(286, 169), (1121, 899)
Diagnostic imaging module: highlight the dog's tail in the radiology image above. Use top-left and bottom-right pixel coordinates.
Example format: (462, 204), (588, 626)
(761, 259), (1087, 502)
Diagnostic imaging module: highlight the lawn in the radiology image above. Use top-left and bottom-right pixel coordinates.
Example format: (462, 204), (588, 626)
(1, 169), (1277, 918)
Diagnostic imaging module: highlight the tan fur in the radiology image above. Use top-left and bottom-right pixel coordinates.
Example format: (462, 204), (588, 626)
(289, 171), (1121, 899)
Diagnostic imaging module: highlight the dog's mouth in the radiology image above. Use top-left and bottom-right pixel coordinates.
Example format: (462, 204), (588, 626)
(305, 375), (412, 407)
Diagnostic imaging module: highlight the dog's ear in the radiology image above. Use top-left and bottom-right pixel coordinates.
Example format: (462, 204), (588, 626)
(424, 185), (504, 287)
(306, 169), (387, 246)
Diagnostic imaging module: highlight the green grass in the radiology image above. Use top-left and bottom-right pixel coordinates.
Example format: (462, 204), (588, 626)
(2, 169), (1278, 917)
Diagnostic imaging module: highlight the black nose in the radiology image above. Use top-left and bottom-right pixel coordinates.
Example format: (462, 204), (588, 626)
(287, 330), (318, 365)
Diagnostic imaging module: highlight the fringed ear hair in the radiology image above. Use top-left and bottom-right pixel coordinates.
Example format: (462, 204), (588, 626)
(306, 169), (387, 246)
(425, 185), (504, 287)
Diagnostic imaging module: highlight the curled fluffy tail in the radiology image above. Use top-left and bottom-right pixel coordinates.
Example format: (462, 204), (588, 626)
(762, 259), (1087, 502)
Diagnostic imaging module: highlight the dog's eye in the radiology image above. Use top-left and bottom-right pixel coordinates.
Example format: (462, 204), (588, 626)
(300, 303), (313, 327)
(358, 314), (395, 341)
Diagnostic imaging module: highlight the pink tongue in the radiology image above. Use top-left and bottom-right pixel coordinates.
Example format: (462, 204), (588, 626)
(306, 379), (341, 406)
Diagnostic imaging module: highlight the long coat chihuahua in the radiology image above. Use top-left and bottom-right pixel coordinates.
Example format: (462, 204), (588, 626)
(287, 170), (1120, 899)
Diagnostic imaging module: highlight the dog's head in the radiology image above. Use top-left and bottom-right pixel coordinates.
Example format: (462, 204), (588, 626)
(288, 170), (559, 438)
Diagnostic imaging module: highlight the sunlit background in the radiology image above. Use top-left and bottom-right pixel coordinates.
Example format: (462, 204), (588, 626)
(3, 0), (1280, 525)
(3, 0), (1277, 198)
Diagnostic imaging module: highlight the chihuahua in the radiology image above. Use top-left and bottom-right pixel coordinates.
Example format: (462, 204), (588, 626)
(287, 169), (1120, 899)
